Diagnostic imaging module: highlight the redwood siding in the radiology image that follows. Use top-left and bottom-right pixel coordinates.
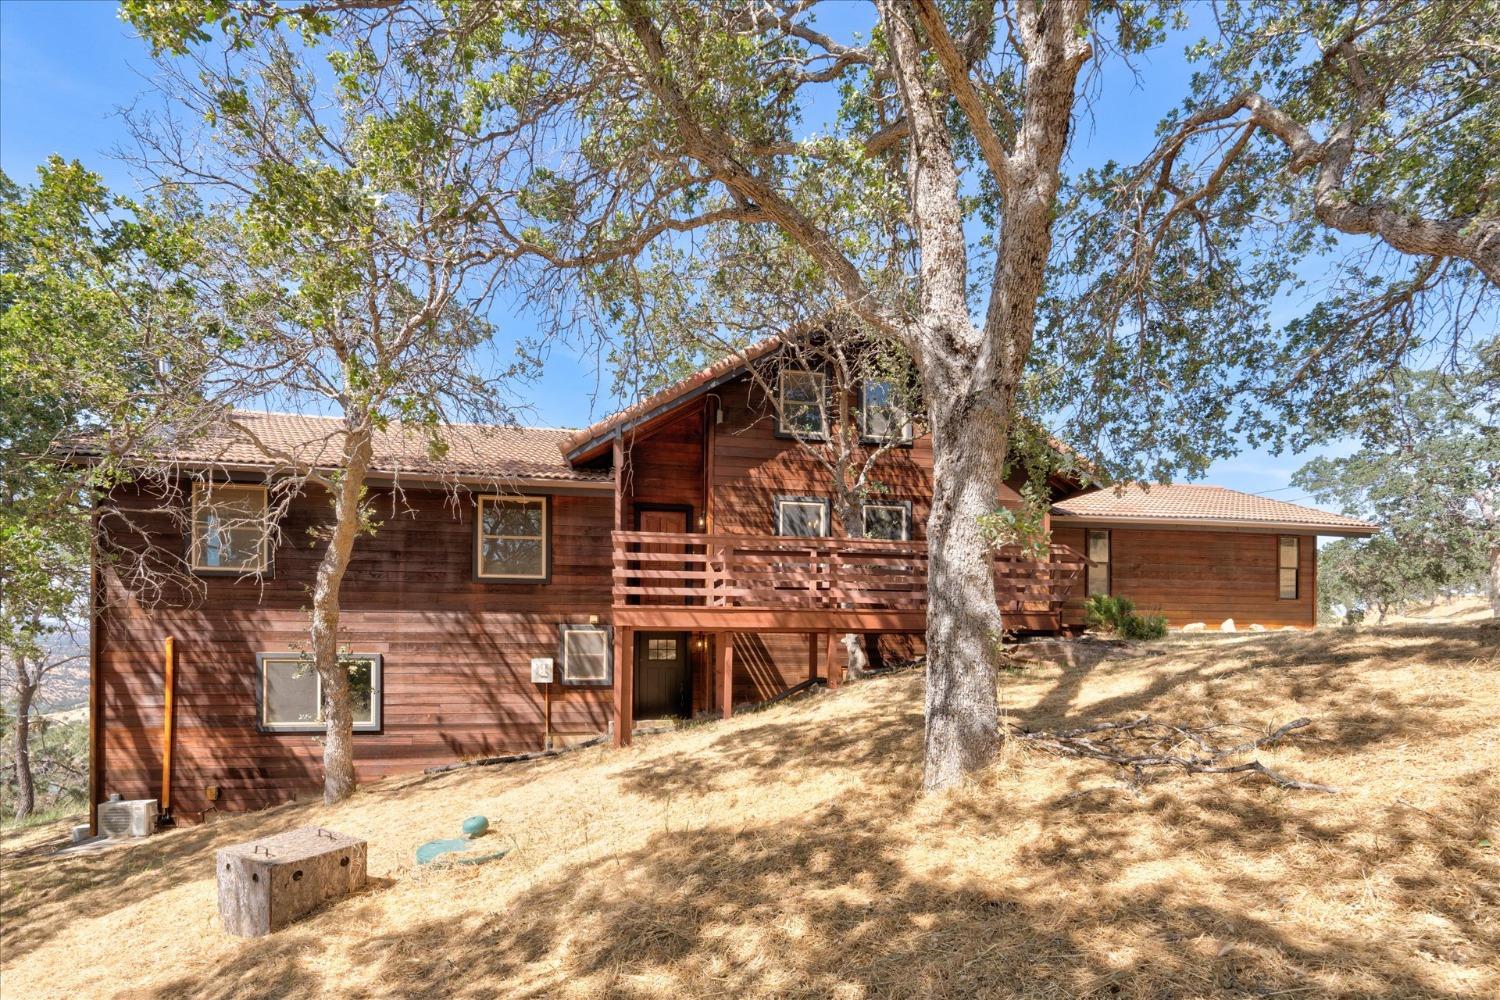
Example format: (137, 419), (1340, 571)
(96, 482), (615, 817)
(1055, 525), (1318, 629)
(622, 405), (706, 526)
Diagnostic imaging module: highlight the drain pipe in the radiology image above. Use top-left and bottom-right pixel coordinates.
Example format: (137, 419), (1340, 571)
(159, 636), (177, 826)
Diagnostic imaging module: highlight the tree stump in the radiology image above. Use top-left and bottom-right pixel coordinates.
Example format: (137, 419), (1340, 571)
(216, 826), (367, 937)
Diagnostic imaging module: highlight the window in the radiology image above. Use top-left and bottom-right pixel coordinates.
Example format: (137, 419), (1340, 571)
(777, 370), (827, 438)
(1279, 536), (1299, 599)
(646, 637), (679, 661)
(559, 624), (612, 685)
(775, 497), (830, 537)
(190, 482), (269, 573)
(1085, 529), (1111, 597)
(860, 380), (913, 443)
(862, 502), (911, 541)
(476, 495), (549, 580)
(256, 653), (381, 733)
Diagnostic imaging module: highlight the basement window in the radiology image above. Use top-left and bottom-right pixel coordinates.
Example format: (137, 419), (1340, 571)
(861, 501), (911, 541)
(775, 496), (830, 537)
(477, 496), (549, 580)
(559, 624), (612, 686)
(256, 653), (382, 733)
(777, 370), (828, 439)
(1086, 529), (1111, 597)
(1279, 536), (1299, 599)
(190, 482), (270, 573)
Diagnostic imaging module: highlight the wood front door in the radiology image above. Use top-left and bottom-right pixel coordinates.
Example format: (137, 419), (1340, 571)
(635, 631), (690, 719)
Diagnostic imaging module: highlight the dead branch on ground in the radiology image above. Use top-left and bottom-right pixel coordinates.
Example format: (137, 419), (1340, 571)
(1010, 716), (1339, 793)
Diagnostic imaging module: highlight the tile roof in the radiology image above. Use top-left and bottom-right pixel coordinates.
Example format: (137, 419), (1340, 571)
(103, 411), (611, 484)
(1050, 484), (1378, 535)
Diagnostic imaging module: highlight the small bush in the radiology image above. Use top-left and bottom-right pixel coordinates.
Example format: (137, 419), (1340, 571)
(1085, 594), (1167, 640)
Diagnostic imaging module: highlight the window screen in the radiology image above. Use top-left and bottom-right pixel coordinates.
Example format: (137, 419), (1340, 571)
(775, 498), (829, 537)
(860, 381), (913, 443)
(477, 496), (548, 579)
(191, 483), (269, 572)
(1279, 536), (1299, 599)
(862, 503), (910, 541)
(1086, 529), (1111, 597)
(560, 625), (612, 685)
(257, 654), (381, 732)
(778, 370), (827, 437)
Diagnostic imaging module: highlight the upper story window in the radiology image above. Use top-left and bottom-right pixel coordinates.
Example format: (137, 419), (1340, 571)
(1085, 529), (1111, 597)
(1278, 536), (1299, 599)
(190, 482), (270, 574)
(777, 370), (828, 439)
(861, 501), (911, 541)
(859, 380), (914, 444)
(775, 496), (830, 537)
(476, 495), (549, 580)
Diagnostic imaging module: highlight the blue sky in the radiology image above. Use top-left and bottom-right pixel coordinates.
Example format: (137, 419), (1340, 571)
(0, 0), (1353, 508)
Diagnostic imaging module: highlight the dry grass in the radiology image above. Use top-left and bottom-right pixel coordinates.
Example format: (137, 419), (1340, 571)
(3, 621), (1497, 999)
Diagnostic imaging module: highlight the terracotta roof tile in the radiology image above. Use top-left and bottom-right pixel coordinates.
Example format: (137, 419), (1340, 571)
(1050, 484), (1377, 535)
(111, 411), (610, 483)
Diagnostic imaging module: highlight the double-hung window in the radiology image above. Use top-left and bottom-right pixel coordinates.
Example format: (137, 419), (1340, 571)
(774, 496), (830, 537)
(190, 482), (270, 573)
(777, 370), (828, 439)
(859, 380), (914, 444)
(861, 501), (911, 541)
(1278, 536), (1299, 599)
(476, 495), (549, 580)
(257, 653), (382, 733)
(1085, 529), (1111, 597)
(558, 624), (612, 685)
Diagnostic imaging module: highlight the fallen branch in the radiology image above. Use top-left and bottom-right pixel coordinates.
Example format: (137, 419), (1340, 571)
(1010, 716), (1339, 793)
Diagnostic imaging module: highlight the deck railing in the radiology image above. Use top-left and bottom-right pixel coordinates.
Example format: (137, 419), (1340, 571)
(611, 530), (1084, 615)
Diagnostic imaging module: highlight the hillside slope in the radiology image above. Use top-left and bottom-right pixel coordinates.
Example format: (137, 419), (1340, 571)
(3, 622), (1497, 999)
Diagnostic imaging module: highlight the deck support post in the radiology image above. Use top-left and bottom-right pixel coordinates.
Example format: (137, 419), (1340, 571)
(717, 631), (735, 719)
(807, 632), (819, 683)
(825, 630), (843, 689)
(613, 626), (634, 747)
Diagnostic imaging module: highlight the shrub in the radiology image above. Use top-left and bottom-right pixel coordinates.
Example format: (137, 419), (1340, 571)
(1085, 593), (1167, 640)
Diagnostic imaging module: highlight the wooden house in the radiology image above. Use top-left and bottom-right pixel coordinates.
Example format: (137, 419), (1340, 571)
(87, 345), (1377, 819)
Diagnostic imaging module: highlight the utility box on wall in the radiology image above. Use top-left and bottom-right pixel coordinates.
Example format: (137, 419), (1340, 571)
(530, 657), (554, 683)
(216, 826), (367, 937)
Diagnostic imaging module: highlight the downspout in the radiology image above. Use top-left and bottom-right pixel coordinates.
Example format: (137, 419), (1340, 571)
(87, 506), (101, 836)
(159, 636), (177, 825)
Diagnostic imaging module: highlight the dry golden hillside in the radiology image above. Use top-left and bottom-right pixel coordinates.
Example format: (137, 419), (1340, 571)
(3, 621), (1497, 999)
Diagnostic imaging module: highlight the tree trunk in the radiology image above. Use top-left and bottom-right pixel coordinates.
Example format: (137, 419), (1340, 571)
(12, 670), (36, 819)
(1489, 544), (1500, 619)
(921, 387), (1010, 791)
(309, 423), (375, 805)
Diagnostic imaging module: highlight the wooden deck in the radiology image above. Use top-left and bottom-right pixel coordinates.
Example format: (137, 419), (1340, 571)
(608, 530), (1084, 746)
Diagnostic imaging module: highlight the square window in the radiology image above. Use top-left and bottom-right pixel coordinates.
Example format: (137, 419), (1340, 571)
(191, 483), (269, 573)
(560, 625), (611, 686)
(775, 498), (829, 537)
(257, 653), (381, 732)
(862, 503), (910, 541)
(477, 496), (548, 580)
(778, 370), (827, 438)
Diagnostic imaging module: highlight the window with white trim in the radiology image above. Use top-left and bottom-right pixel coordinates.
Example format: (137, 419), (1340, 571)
(257, 653), (381, 733)
(777, 370), (827, 438)
(861, 502), (911, 541)
(559, 624), (612, 685)
(775, 497), (830, 537)
(476, 496), (548, 580)
(1086, 529), (1111, 597)
(1278, 536), (1299, 599)
(190, 482), (270, 573)
(859, 380), (913, 443)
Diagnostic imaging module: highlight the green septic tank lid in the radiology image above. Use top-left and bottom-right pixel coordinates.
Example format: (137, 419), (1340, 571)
(462, 815), (489, 839)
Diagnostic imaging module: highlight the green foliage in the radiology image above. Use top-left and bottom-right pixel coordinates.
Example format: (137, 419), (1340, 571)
(1085, 593), (1167, 640)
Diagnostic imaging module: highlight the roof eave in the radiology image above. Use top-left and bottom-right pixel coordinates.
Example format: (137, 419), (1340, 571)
(1049, 513), (1379, 537)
